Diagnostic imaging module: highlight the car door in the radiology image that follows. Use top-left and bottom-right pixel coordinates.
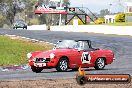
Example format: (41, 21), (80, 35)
(70, 41), (94, 68)
(69, 49), (82, 68)
(78, 41), (94, 68)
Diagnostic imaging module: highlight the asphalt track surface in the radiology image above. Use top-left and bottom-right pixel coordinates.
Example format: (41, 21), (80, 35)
(0, 29), (132, 81)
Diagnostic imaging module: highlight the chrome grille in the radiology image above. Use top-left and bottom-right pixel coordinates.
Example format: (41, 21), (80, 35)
(35, 58), (50, 63)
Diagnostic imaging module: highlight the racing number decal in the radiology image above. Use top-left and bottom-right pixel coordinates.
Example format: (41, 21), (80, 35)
(81, 52), (91, 64)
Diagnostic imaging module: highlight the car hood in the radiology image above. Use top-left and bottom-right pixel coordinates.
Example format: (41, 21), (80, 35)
(31, 48), (73, 58)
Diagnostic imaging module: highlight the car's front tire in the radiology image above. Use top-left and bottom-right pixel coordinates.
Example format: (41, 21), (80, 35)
(31, 66), (43, 73)
(94, 58), (105, 70)
(56, 58), (68, 72)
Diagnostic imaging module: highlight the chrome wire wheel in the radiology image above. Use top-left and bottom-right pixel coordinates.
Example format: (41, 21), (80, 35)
(97, 58), (105, 68)
(94, 58), (105, 70)
(56, 58), (68, 72)
(60, 60), (68, 71)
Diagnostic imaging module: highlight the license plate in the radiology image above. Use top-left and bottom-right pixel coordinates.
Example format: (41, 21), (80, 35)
(34, 63), (46, 67)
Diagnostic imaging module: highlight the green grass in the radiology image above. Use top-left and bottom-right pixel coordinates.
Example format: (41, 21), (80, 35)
(0, 36), (53, 66)
(106, 22), (132, 26)
(86, 22), (132, 26)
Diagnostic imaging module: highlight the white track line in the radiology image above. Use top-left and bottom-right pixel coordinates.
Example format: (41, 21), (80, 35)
(4, 34), (55, 45)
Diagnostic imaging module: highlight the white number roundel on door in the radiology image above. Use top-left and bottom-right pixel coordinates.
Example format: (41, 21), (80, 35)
(81, 52), (91, 64)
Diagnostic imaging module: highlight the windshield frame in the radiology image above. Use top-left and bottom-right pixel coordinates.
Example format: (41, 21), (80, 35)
(55, 40), (80, 49)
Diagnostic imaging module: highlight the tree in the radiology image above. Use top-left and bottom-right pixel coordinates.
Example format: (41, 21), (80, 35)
(99, 9), (110, 17)
(0, 0), (25, 25)
(94, 18), (105, 24)
(62, 0), (70, 7)
(115, 13), (125, 22)
(0, 14), (6, 27)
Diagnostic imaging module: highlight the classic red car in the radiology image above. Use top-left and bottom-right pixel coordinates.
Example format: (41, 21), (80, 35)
(27, 40), (115, 73)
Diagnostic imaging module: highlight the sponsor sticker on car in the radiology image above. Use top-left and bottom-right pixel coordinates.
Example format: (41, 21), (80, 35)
(81, 52), (91, 64)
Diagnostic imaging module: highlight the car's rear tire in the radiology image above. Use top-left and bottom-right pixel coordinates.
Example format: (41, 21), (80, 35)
(25, 26), (27, 29)
(23, 27), (27, 29)
(31, 66), (43, 73)
(94, 58), (105, 70)
(56, 58), (68, 72)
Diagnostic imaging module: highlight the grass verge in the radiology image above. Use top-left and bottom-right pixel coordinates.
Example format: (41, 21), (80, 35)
(0, 35), (53, 66)
(87, 22), (132, 26)
(107, 22), (132, 26)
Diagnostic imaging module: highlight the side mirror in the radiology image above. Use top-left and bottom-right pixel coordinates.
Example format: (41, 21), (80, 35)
(77, 48), (82, 52)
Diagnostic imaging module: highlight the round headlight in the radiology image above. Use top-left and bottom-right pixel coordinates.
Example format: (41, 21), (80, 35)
(50, 53), (55, 59)
(27, 53), (32, 58)
(33, 58), (36, 62)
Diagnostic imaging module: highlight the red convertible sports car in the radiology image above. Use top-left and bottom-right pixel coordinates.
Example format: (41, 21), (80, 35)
(27, 40), (115, 73)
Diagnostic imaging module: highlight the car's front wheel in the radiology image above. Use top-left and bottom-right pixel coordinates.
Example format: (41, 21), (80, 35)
(94, 58), (105, 70)
(31, 66), (43, 73)
(56, 58), (68, 72)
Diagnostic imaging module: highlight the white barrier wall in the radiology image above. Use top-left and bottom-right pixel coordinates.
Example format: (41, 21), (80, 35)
(50, 25), (132, 36)
(27, 24), (47, 30)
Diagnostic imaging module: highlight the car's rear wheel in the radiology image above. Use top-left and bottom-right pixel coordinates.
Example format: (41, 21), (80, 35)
(31, 66), (43, 73)
(23, 27), (27, 29)
(94, 58), (105, 70)
(25, 26), (27, 29)
(56, 58), (68, 72)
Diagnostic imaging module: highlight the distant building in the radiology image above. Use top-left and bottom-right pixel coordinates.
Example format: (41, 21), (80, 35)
(124, 2), (132, 22)
(105, 2), (132, 23)
(104, 15), (116, 24)
(124, 2), (132, 13)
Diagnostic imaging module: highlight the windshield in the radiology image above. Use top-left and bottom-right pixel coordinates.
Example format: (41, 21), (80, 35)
(55, 40), (79, 49)
(14, 20), (26, 25)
